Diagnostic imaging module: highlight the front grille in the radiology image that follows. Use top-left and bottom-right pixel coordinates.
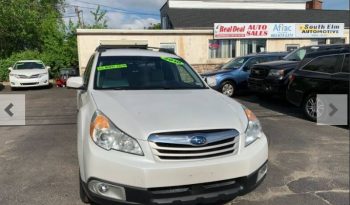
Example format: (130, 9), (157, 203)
(20, 82), (39, 85)
(18, 74), (40, 79)
(250, 67), (269, 79)
(148, 129), (239, 161)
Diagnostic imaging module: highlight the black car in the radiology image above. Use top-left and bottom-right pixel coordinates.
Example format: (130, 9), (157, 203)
(248, 44), (349, 97)
(286, 46), (349, 121)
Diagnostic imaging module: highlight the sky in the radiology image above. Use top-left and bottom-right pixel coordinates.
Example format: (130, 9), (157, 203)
(63, 0), (349, 29)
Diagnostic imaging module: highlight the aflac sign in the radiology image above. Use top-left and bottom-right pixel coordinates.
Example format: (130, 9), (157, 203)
(269, 23), (295, 38)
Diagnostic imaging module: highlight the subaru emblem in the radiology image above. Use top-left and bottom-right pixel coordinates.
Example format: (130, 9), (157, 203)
(190, 136), (207, 146)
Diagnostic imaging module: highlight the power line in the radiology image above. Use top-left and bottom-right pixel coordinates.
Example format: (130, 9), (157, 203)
(63, 1), (159, 17)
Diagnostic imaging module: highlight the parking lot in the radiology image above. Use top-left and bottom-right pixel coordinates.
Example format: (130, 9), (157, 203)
(0, 86), (348, 205)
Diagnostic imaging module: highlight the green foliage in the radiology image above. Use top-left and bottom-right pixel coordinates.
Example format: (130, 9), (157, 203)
(0, 1), (109, 81)
(88, 5), (108, 29)
(148, 23), (161, 30)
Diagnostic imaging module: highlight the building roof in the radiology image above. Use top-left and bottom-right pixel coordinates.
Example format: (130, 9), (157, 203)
(163, 8), (350, 29)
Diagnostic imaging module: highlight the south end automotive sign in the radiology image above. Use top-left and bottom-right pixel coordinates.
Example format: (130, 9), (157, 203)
(214, 23), (344, 39)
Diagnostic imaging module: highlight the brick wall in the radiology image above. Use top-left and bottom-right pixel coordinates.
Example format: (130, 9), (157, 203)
(306, 0), (323, 9)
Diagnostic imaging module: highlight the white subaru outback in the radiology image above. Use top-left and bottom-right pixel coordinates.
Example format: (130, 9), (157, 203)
(67, 45), (268, 205)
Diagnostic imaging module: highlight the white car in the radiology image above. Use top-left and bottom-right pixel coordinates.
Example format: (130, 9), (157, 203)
(9, 60), (50, 89)
(67, 45), (268, 205)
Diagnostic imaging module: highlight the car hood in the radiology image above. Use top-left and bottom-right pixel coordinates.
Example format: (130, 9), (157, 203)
(257, 60), (299, 69)
(91, 89), (247, 140)
(10, 69), (47, 76)
(202, 69), (237, 76)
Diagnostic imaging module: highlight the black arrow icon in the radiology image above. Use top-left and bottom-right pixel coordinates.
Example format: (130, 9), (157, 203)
(329, 103), (338, 117)
(5, 103), (14, 117)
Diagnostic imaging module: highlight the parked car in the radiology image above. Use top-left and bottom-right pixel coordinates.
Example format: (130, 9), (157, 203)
(55, 68), (79, 87)
(67, 44), (268, 205)
(248, 44), (348, 97)
(201, 52), (287, 97)
(286, 46), (349, 121)
(8, 60), (50, 90)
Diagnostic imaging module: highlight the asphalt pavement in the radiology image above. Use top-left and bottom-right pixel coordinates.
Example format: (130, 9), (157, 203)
(0, 86), (348, 205)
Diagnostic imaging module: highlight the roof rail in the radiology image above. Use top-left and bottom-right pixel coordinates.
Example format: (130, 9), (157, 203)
(96, 40), (177, 55)
(97, 40), (149, 51)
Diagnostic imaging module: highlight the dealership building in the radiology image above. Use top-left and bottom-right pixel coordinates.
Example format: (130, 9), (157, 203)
(77, 0), (350, 73)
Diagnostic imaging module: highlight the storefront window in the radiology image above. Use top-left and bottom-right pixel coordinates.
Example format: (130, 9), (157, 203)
(160, 43), (176, 53)
(330, 38), (346, 44)
(286, 44), (299, 52)
(311, 39), (327, 45)
(209, 40), (236, 59)
(240, 40), (266, 56)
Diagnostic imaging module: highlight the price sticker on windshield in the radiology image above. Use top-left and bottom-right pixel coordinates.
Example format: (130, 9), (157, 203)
(97, 64), (128, 71)
(160, 57), (184, 65)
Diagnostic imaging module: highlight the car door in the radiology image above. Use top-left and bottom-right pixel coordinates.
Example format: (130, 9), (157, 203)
(300, 54), (344, 95)
(330, 54), (349, 94)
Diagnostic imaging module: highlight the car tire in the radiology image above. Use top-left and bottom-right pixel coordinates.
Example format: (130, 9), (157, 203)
(221, 81), (236, 97)
(303, 94), (325, 122)
(10, 87), (17, 91)
(80, 176), (90, 204)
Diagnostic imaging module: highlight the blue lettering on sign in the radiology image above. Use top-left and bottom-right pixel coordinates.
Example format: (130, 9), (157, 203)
(273, 24), (292, 32)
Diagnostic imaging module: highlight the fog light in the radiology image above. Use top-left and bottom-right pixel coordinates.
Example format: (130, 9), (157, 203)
(98, 184), (109, 193)
(257, 163), (268, 182)
(88, 180), (126, 201)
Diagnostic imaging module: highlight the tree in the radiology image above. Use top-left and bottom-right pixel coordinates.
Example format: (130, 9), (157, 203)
(148, 23), (161, 30)
(89, 5), (108, 29)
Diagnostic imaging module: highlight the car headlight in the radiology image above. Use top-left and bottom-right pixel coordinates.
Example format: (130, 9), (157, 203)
(90, 111), (143, 155)
(9, 74), (19, 78)
(38, 73), (48, 78)
(268, 70), (284, 80)
(244, 107), (263, 147)
(206, 76), (217, 87)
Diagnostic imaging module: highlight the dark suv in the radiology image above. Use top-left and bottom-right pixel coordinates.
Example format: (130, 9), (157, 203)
(248, 44), (348, 97)
(286, 46), (349, 121)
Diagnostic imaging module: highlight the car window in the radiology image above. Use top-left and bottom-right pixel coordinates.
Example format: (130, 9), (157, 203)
(341, 54), (349, 73)
(94, 56), (206, 90)
(83, 55), (95, 87)
(14, 62), (44, 70)
(284, 47), (322, 61)
(303, 55), (343, 74)
(221, 57), (250, 70)
(245, 57), (263, 69)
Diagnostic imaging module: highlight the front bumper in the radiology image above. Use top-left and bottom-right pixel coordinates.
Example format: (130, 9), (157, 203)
(81, 133), (268, 204)
(248, 77), (286, 94)
(10, 76), (49, 88)
(82, 161), (268, 205)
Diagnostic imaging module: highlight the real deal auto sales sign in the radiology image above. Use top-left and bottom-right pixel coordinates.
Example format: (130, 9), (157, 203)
(214, 23), (269, 39)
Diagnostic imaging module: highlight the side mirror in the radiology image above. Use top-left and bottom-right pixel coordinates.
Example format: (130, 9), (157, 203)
(242, 66), (250, 71)
(67, 77), (84, 89)
(46, 66), (51, 70)
(8, 67), (13, 71)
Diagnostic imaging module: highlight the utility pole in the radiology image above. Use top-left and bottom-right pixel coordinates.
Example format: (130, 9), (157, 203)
(75, 6), (83, 28)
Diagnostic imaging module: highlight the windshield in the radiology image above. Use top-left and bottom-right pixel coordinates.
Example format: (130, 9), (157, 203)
(94, 56), (207, 90)
(284, 47), (320, 61)
(221, 57), (250, 70)
(14, 62), (45, 70)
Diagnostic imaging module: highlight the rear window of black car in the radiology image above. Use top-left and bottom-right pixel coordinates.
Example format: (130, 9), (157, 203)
(302, 54), (343, 74)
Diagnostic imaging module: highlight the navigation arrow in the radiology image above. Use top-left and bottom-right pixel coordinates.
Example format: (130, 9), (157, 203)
(4, 103), (14, 117)
(329, 103), (338, 117)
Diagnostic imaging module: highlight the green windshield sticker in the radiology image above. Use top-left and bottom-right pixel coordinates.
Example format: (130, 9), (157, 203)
(160, 57), (184, 65)
(97, 64), (128, 71)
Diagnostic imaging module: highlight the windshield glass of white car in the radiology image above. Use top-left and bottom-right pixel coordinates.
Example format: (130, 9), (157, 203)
(94, 56), (206, 90)
(14, 62), (45, 70)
